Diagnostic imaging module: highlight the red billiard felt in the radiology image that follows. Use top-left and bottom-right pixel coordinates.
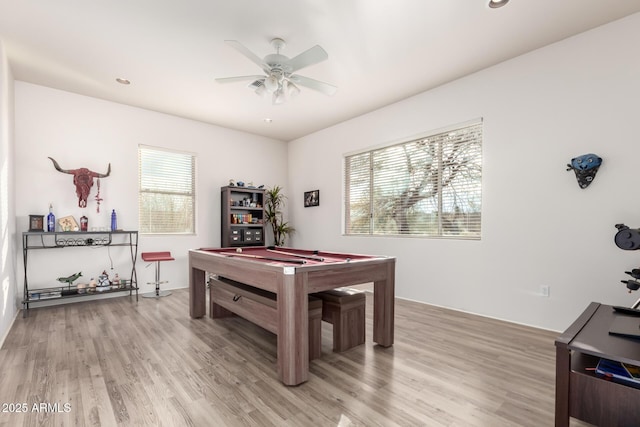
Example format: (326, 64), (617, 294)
(200, 247), (371, 265)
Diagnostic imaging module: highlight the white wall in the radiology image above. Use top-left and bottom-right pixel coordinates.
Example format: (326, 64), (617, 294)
(0, 40), (17, 345)
(14, 82), (287, 300)
(288, 13), (640, 331)
(9, 14), (640, 332)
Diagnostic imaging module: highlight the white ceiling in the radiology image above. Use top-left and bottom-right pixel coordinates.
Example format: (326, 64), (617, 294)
(1, 1), (639, 142)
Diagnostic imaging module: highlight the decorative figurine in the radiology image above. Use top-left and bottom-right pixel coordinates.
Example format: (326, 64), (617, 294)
(229, 179), (236, 186)
(237, 181), (245, 187)
(98, 270), (110, 287)
(56, 272), (82, 287)
(88, 278), (97, 293)
(566, 153), (602, 189)
(112, 273), (122, 289)
(48, 157), (111, 208)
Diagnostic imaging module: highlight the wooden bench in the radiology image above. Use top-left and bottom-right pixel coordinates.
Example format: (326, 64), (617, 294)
(313, 287), (366, 352)
(209, 276), (322, 360)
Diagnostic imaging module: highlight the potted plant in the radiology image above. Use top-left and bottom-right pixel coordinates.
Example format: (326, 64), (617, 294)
(264, 185), (295, 246)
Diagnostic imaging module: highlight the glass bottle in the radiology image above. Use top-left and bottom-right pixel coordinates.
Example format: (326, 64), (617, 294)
(80, 215), (88, 232)
(110, 209), (117, 231)
(47, 204), (55, 232)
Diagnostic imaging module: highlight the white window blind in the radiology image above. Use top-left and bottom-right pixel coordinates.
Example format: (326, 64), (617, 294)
(138, 146), (196, 234)
(344, 121), (482, 239)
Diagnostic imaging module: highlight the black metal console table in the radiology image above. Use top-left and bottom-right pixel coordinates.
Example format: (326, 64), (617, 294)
(22, 230), (139, 316)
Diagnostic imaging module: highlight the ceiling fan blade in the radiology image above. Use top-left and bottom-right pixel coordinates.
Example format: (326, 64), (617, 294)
(224, 40), (270, 74)
(215, 75), (266, 84)
(289, 74), (337, 96)
(288, 45), (328, 73)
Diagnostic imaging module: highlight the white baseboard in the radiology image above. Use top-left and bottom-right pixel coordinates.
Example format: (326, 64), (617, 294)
(0, 309), (20, 350)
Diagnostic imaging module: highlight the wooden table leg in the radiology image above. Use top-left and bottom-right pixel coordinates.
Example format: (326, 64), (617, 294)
(277, 271), (308, 386)
(555, 345), (571, 427)
(373, 261), (395, 347)
(189, 267), (206, 318)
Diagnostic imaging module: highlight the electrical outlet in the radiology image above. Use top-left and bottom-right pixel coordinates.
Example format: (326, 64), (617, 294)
(540, 285), (550, 297)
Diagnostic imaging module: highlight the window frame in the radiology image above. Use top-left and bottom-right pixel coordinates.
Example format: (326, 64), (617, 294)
(138, 144), (197, 235)
(343, 119), (482, 240)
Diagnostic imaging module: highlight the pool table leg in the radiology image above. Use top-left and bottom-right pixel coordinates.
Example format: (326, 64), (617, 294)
(278, 272), (309, 386)
(373, 261), (395, 347)
(190, 267), (206, 318)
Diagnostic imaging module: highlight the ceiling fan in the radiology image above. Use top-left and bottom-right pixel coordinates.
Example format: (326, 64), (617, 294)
(215, 38), (337, 105)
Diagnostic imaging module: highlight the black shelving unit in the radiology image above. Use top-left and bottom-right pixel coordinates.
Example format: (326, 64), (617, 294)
(22, 230), (139, 316)
(221, 186), (266, 247)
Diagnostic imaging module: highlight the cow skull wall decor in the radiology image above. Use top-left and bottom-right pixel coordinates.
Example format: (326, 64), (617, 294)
(48, 157), (111, 208)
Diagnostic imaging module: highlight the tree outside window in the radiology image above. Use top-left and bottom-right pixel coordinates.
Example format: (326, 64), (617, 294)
(345, 121), (482, 239)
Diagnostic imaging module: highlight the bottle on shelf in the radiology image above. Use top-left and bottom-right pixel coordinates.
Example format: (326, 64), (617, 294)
(80, 215), (88, 232)
(47, 203), (55, 232)
(110, 209), (117, 231)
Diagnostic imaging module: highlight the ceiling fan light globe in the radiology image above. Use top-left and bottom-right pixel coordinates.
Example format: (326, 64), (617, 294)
(273, 89), (286, 105)
(255, 85), (267, 98)
(287, 81), (300, 98)
(265, 75), (279, 93)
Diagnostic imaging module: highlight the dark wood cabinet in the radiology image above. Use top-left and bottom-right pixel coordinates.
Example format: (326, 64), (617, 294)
(221, 186), (266, 247)
(555, 302), (640, 426)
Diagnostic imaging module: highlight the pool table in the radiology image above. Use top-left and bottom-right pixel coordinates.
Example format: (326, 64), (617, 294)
(188, 246), (396, 386)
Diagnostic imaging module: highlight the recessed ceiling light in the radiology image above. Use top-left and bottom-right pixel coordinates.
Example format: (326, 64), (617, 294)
(115, 78), (131, 85)
(488, 0), (509, 8)
(264, 118), (273, 124)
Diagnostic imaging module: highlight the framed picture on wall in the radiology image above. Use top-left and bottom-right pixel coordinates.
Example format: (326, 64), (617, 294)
(304, 190), (320, 207)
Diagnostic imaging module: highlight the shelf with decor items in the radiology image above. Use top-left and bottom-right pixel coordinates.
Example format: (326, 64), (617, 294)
(21, 230), (139, 316)
(221, 185), (265, 247)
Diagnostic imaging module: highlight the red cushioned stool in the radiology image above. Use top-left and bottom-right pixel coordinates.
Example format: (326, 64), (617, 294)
(141, 251), (175, 298)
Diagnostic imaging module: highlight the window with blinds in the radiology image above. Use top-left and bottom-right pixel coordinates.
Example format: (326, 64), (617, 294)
(344, 121), (482, 239)
(138, 145), (196, 234)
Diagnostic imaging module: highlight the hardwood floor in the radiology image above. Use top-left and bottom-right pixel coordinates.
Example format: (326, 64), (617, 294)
(0, 290), (589, 426)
